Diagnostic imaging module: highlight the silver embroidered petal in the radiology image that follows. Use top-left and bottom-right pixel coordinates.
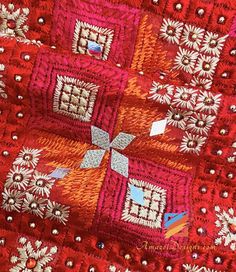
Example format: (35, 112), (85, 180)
(80, 149), (106, 168)
(110, 132), (135, 150)
(91, 126), (110, 150)
(111, 149), (129, 177)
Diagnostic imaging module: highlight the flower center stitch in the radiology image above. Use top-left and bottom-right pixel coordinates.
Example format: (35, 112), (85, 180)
(26, 257), (37, 269)
(36, 179), (45, 187)
(182, 56), (190, 65)
(23, 153), (33, 161)
(173, 113), (183, 121)
(180, 93), (190, 100)
(203, 62), (211, 71)
(209, 39), (218, 48)
(187, 140), (198, 148)
(229, 223), (236, 234)
(196, 120), (205, 127)
(204, 97), (214, 105)
(167, 26), (175, 36)
(13, 173), (23, 182)
(189, 32), (197, 41)
(7, 19), (16, 29)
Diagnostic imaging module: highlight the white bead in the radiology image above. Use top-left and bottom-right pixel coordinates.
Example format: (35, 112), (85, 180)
(175, 3), (182, 10)
(116, 63), (121, 67)
(2, 150), (9, 157)
(200, 207), (207, 214)
(197, 227), (205, 235)
(214, 256), (223, 264)
(75, 236), (82, 242)
(216, 150), (222, 155)
(12, 135), (18, 140)
(197, 8), (205, 16)
(221, 191), (228, 198)
(6, 216), (13, 222)
(141, 260), (148, 266)
(52, 229), (59, 235)
(0, 47), (5, 53)
(209, 169), (215, 175)
(15, 75), (22, 82)
(65, 260), (74, 268)
(227, 173), (234, 179)
(24, 54), (30, 61)
(29, 222), (36, 228)
(230, 105), (236, 112)
(17, 95), (24, 100)
(17, 112), (24, 118)
(165, 265), (172, 271)
(192, 252), (198, 259)
(0, 237), (5, 246)
(230, 49), (236, 56)
(38, 17), (45, 24)
(218, 16), (225, 24)
(139, 71), (144, 75)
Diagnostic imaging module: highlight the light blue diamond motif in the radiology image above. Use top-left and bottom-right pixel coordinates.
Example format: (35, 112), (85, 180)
(130, 185), (144, 205)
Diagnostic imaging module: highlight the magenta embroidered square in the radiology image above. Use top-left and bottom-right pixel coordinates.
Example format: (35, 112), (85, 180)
(28, 49), (128, 141)
(94, 157), (192, 256)
(51, 0), (141, 67)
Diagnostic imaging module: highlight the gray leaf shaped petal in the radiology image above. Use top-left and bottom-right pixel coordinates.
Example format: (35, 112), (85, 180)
(91, 126), (110, 150)
(111, 149), (129, 177)
(80, 149), (106, 168)
(110, 132), (135, 150)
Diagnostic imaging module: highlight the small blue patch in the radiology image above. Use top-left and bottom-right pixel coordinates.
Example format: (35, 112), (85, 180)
(49, 168), (70, 179)
(130, 185), (144, 205)
(88, 41), (102, 53)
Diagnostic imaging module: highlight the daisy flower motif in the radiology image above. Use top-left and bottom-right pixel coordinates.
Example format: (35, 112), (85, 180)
(149, 81), (174, 104)
(5, 165), (33, 190)
(173, 47), (199, 74)
(159, 18), (184, 44)
(0, 3), (29, 38)
(195, 90), (222, 114)
(186, 113), (216, 136)
(2, 188), (24, 212)
(10, 237), (57, 272)
(201, 31), (228, 57)
(215, 206), (236, 251)
(166, 107), (192, 130)
(181, 24), (204, 50)
(45, 201), (70, 225)
(172, 87), (197, 110)
(22, 193), (46, 218)
(180, 132), (206, 155)
(13, 147), (41, 168)
(190, 76), (212, 90)
(194, 54), (219, 79)
(29, 171), (55, 197)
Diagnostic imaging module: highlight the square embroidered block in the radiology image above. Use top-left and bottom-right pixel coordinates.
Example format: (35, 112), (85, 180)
(94, 157), (192, 255)
(53, 75), (99, 121)
(122, 178), (166, 228)
(29, 50), (127, 141)
(72, 20), (114, 60)
(51, 0), (140, 67)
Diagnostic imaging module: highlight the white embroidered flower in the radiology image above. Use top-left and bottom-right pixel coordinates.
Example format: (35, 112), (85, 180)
(0, 3), (29, 38)
(160, 18), (184, 44)
(181, 24), (204, 50)
(180, 132), (206, 155)
(174, 47), (199, 73)
(2, 188), (23, 212)
(5, 165), (33, 190)
(195, 90), (221, 114)
(29, 171), (55, 197)
(22, 193), (46, 218)
(215, 206), (236, 251)
(149, 81), (174, 104)
(201, 32), (228, 57)
(172, 87), (197, 110)
(190, 77), (212, 90)
(194, 55), (219, 79)
(10, 237), (57, 272)
(186, 113), (216, 136)
(13, 147), (41, 168)
(166, 107), (192, 130)
(45, 201), (70, 225)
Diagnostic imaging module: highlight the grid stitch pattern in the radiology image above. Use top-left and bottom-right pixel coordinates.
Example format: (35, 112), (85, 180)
(72, 20), (114, 60)
(53, 75), (99, 121)
(122, 178), (166, 228)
